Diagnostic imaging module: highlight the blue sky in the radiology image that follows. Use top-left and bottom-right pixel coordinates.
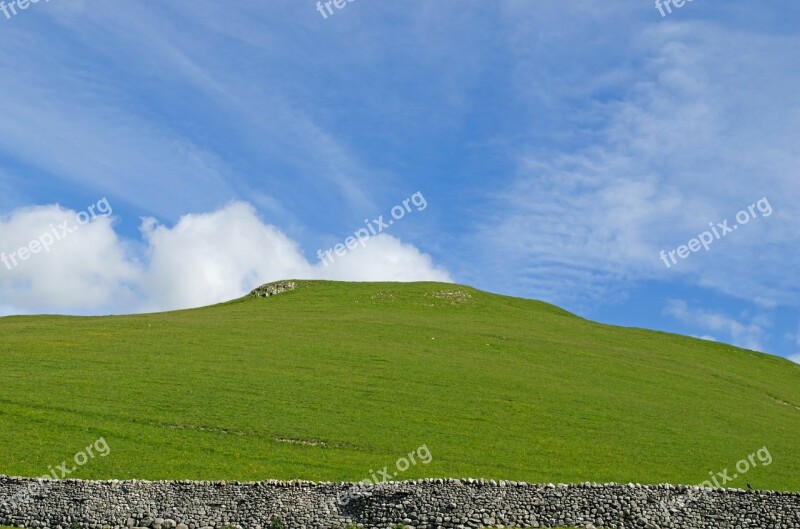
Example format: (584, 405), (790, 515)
(0, 0), (798, 363)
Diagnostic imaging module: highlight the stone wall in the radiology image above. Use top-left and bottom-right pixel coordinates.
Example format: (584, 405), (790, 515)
(1, 476), (798, 529)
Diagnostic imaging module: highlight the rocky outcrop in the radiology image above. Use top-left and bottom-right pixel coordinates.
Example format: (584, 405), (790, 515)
(250, 281), (297, 298)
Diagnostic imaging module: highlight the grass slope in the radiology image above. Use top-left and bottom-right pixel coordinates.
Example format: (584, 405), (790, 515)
(0, 281), (798, 490)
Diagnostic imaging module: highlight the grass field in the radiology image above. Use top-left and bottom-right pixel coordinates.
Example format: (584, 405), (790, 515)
(0, 280), (798, 490)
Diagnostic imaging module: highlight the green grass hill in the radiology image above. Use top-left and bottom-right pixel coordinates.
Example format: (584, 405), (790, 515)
(1, 280), (798, 490)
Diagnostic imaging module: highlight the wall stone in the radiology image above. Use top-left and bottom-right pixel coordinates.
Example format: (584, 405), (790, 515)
(1, 477), (798, 529)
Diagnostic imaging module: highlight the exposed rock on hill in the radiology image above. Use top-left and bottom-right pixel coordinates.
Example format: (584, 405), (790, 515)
(250, 280), (297, 298)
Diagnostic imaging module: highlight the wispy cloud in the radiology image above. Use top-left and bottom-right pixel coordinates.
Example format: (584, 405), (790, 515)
(0, 1), (385, 223)
(664, 299), (767, 352)
(471, 19), (800, 310)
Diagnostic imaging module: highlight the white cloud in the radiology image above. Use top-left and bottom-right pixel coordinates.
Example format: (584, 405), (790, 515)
(0, 202), (451, 315)
(664, 299), (766, 352)
(0, 205), (140, 314)
(317, 234), (451, 283)
(788, 354), (800, 365)
(137, 202), (314, 312)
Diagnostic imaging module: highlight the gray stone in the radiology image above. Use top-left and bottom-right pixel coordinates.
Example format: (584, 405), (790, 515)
(249, 281), (297, 299)
(0, 476), (797, 529)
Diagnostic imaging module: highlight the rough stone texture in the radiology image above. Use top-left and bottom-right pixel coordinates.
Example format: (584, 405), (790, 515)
(1, 477), (798, 529)
(249, 281), (297, 298)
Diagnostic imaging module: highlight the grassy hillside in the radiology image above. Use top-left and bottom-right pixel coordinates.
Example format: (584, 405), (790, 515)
(0, 281), (798, 490)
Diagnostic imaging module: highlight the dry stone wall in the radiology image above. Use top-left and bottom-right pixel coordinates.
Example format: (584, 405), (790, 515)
(1, 476), (798, 529)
